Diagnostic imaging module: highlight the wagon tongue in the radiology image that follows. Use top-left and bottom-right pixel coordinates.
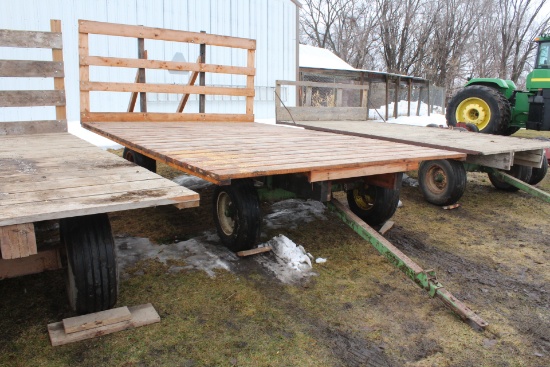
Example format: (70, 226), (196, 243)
(328, 199), (489, 331)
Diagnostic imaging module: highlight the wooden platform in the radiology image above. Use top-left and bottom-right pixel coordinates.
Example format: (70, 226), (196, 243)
(282, 121), (550, 170)
(82, 121), (466, 185)
(0, 132), (199, 227)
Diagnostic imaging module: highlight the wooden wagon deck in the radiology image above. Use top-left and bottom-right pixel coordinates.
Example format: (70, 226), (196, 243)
(0, 132), (199, 227)
(282, 121), (549, 170)
(82, 121), (467, 185)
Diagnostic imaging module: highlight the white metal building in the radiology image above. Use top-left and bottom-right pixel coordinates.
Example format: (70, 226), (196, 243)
(0, 0), (299, 121)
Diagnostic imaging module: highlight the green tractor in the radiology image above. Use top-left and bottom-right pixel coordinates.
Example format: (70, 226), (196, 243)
(446, 34), (550, 135)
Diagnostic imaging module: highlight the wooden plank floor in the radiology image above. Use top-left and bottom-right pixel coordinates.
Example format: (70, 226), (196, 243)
(83, 122), (466, 184)
(0, 133), (199, 226)
(287, 120), (550, 155)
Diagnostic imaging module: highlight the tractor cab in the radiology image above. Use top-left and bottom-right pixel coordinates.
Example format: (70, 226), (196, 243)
(525, 34), (550, 130)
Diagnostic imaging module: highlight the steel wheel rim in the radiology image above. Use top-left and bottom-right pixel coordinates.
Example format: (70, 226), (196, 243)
(456, 97), (491, 130)
(353, 187), (374, 211)
(217, 192), (236, 235)
(425, 165), (448, 194)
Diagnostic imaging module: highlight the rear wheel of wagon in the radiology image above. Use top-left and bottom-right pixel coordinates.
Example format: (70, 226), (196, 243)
(123, 147), (156, 173)
(488, 165), (532, 192)
(213, 179), (261, 252)
(346, 181), (401, 226)
(60, 214), (118, 315)
(528, 158), (548, 185)
(418, 160), (467, 206)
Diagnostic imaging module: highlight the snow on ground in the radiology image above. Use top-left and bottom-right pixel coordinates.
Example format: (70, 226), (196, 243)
(115, 198), (330, 283)
(172, 175), (213, 190)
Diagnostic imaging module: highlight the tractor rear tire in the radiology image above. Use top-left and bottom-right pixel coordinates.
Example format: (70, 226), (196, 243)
(418, 160), (467, 206)
(60, 214), (118, 315)
(488, 165), (532, 192)
(213, 179), (261, 252)
(529, 158), (548, 185)
(123, 147), (156, 173)
(346, 180), (401, 226)
(446, 85), (511, 134)
(502, 126), (521, 136)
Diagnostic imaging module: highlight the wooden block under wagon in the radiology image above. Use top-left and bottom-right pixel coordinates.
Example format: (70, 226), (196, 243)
(62, 306), (132, 334)
(48, 303), (160, 346)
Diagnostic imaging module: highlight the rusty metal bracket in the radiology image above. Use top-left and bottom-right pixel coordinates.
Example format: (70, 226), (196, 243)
(328, 199), (488, 331)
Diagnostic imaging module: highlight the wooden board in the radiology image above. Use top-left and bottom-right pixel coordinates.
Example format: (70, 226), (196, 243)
(0, 248), (61, 279)
(0, 60), (64, 78)
(81, 122), (466, 185)
(63, 306), (132, 334)
(0, 133), (199, 227)
(48, 303), (160, 346)
(0, 223), (36, 259)
(0, 29), (62, 48)
(0, 90), (65, 107)
(0, 120), (67, 136)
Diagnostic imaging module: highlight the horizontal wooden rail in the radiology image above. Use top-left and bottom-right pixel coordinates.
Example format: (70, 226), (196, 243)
(0, 90), (65, 107)
(82, 112), (254, 123)
(81, 81), (254, 97)
(82, 56), (255, 76)
(79, 20), (256, 50)
(0, 60), (64, 78)
(0, 120), (67, 135)
(277, 80), (370, 91)
(0, 29), (62, 49)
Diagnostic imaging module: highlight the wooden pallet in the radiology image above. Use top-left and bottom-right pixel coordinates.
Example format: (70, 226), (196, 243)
(83, 121), (466, 185)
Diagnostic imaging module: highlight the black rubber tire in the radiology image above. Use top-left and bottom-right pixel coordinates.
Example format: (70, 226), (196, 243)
(446, 85), (511, 134)
(488, 165), (533, 192)
(60, 214), (118, 315)
(418, 160), (467, 206)
(464, 123), (480, 132)
(529, 158), (548, 185)
(346, 180), (401, 226)
(502, 126), (521, 136)
(213, 179), (261, 252)
(123, 147), (156, 173)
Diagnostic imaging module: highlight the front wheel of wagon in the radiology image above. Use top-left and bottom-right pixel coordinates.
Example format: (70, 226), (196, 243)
(346, 182), (400, 226)
(418, 159), (467, 206)
(123, 147), (156, 173)
(60, 214), (118, 315)
(213, 179), (261, 252)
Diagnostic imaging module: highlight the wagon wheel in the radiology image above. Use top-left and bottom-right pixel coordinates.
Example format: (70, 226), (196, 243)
(213, 179), (261, 252)
(418, 160), (467, 206)
(488, 165), (532, 192)
(123, 147), (157, 173)
(60, 214), (118, 315)
(528, 158), (548, 185)
(346, 179), (401, 226)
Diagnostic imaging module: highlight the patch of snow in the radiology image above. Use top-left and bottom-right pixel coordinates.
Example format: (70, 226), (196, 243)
(300, 44), (357, 71)
(316, 258), (327, 264)
(402, 173), (419, 187)
(370, 100), (446, 127)
(264, 199), (327, 229)
(173, 174), (213, 190)
(115, 231), (238, 278)
(255, 235), (316, 284)
(67, 120), (122, 150)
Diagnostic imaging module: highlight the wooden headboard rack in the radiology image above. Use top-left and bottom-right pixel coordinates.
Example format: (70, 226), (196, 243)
(0, 20), (67, 135)
(78, 20), (256, 123)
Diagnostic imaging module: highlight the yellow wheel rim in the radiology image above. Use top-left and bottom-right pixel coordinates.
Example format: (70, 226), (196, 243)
(353, 188), (374, 211)
(455, 97), (491, 130)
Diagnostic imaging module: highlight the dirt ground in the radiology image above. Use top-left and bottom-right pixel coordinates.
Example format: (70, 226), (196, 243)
(1, 143), (549, 366)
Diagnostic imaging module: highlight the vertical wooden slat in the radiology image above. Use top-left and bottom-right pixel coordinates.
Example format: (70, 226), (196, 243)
(199, 31), (206, 114)
(336, 88), (343, 107)
(275, 82), (281, 107)
(427, 81), (431, 116)
(407, 79), (412, 117)
(138, 38), (147, 113)
(385, 76), (389, 121)
(305, 86), (312, 106)
(246, 49), (255, 117)
(416, 87), (423, 116)
(50, 20), (66, 121)
(394, 77), (400, 119)
(79, 27), (90, 120)
(0, 223), (37, 260)
(127, 50), (147, 112)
